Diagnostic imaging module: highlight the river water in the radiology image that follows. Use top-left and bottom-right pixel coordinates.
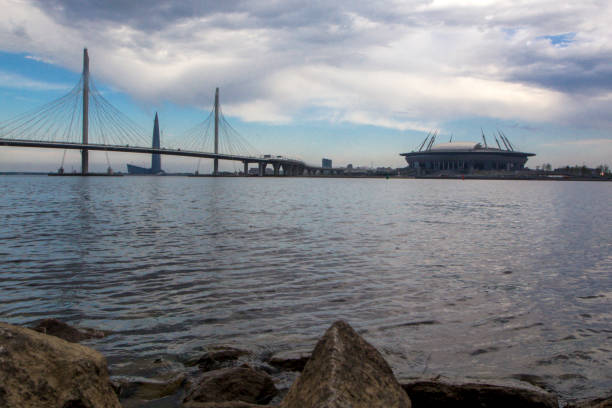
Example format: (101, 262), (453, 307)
(1, 176), (611, 402)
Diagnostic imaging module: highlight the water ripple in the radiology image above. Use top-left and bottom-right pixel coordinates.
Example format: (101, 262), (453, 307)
(0, 176), (611, 401)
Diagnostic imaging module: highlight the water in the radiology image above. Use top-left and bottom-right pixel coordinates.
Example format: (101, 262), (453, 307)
(1, 176), (611, 402)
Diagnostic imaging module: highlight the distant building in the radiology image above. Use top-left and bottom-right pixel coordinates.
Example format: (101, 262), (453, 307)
(554, 165), (604, 177)
(322, 158), (332, 168)
(401, 134), (534, 174)
(126, 164), (154, 174)
(127, 113), (165, 175)
(249, 167), (274, 175)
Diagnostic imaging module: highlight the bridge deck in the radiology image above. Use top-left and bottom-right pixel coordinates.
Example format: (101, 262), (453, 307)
(0, 138), (307, 166)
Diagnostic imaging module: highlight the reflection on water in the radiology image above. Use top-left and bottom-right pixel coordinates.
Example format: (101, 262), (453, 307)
(0, 176), (611, 400)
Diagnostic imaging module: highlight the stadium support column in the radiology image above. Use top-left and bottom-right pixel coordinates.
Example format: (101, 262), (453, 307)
(213, 87), (219, 176)
(82, 48), (89, 174)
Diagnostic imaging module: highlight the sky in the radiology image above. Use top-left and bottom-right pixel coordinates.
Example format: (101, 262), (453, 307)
(0, 0), (611, 172)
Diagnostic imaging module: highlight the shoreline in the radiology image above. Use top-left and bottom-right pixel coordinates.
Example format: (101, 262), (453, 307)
(2, 319), (610, 407)
(1, 171), (611, 181)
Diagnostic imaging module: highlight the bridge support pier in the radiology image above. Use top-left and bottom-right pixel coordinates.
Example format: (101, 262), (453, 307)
(258, 162), (267, 176)
(273, 163), (281, 176)
(243, 161), (249, 176)
(81, 150), (89, 175)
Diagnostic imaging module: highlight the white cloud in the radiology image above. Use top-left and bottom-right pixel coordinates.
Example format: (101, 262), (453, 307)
(0, 70), (69, 91)
(25, 54), (55, 64)
(2, 0), (612, 134)
(225, 99), (292, 124)
(541, 138), (612, 147)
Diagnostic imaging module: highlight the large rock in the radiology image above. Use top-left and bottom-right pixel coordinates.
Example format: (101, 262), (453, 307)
(111, 373), (185, 400)
(402, 380), (558, 408)
(567, 396), (612, 408)
(0, 321), (120, 408)
(279, 320), (411, 408)
(183, 401), (271, 408)
(187, 346), (249, 371)
(268, 350), (311, 372)
(183, 366), (278, 405)
(32, 318), (107, 343)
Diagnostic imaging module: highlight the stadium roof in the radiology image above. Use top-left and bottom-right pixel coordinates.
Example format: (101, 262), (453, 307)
(430, 142), (481, 151)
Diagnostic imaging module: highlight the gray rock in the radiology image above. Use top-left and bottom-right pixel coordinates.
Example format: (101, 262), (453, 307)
(279, 320), (411, 408)
(0, 321), (120, 408)
(187, 346), (249, 371)
(401, 380), (558, 408)
(567, 396), (612, 408)
(183, 401), (273, 407)
(31, 318), (107, 343)
(183, 366), (278, 405)
(112, 373), (186, 400)
(268, 350), (311, 372)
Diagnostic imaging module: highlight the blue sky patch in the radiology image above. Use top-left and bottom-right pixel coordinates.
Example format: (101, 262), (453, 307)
(501, 27), (518, 39)
(539, 32), (576, 47)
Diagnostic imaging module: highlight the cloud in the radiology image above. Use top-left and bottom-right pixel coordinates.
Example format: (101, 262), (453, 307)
(540, 138), (612, 147)
(2, 0), (612, 133)
(0, 70), (69, 91)
(24, 54), (55, 64)
(535, 137), (612, 168)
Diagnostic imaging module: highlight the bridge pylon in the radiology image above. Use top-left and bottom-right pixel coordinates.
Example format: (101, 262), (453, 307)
(213, 87), (219, 175)
(81, 48), (89, 174)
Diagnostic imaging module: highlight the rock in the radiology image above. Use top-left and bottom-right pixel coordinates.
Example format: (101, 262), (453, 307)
(112, 373), (186, 400)
(183, 366), (278, 405)
(279, 320), (411, 408)
(31, 318), (106, 343)
(401, 380), (558, 408)
(183, 401), (272, 408)
(567, 396), (612, 408)
(0, 321), (120, 408)
(509, 374), (552, 393)
(187, 346), (249, 371)
(268, 350), (311, 372)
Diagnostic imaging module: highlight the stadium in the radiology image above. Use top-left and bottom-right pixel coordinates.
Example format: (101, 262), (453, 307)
(401, 131), (535, 174)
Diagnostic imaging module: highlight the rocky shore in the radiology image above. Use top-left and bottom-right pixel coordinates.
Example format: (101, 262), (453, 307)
(1, 319), (610, 407)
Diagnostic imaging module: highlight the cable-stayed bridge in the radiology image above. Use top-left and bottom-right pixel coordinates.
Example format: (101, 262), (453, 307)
(0, 49), (337, 176)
